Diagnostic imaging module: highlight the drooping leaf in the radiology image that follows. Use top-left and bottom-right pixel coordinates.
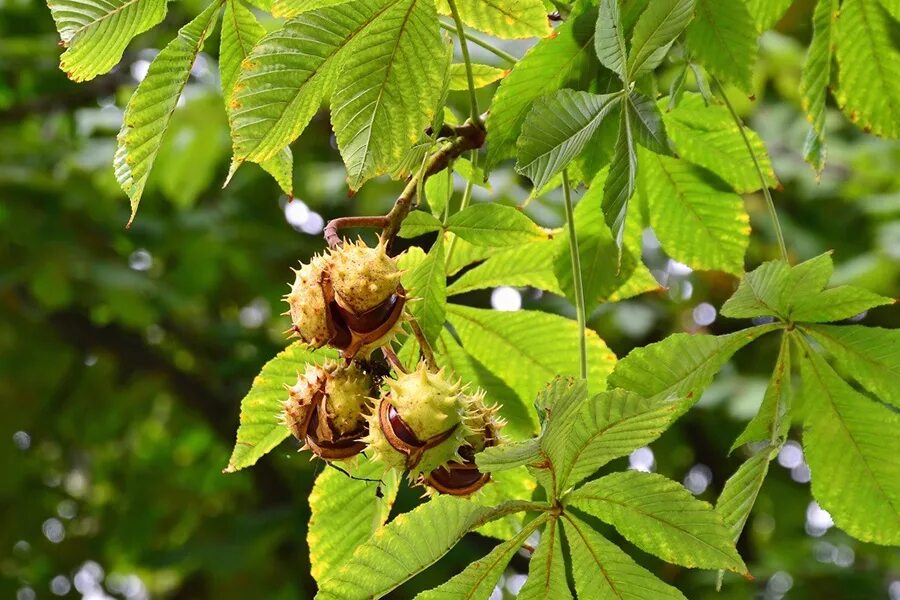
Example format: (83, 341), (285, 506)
(639, 151), (749, 274)
(602, 108), (637, 247)
(447, 305), (617, 404)
(563, 514), (688, 600)
(518, 517), (572, 600)
(516, 89), (621, 192)
(416, 514), (547, 599)
(115, 1), (223, 225)
(332, 0), (448, 189)
(225, 342), (338, 472)
(595, 0), (628, 81)
(800, 0), (838, 173)
(732, 332), (792, 450)
(435, 0), (551, 39)
(608, 324), (779, 404)
(48, 0), (168, 82)
(745, 0), (793, 30)
(448, 63), (507, 90)
(627, 0), (696, 79)
(558, 390), (686, 492)
(788, 285), (893, 323)
(804, 324), (900, 409)
(798, 347), (900, 545)
(316, 496), (526, 599)
(399, 210), (443, 238)
(447, 240), (563, 297)
(485, 6), (599, 169)
(568, 471), (748, 573)
(445, 204), (548, 246)
(272, 0), (352, 18)
(402, 237), (446, 346)
(663, 93), (777, 193)
(834, 0), (900, 138)
(229, 1), (391, 165)
(685, 0), (757, 92)
(308, 460), (400, 583)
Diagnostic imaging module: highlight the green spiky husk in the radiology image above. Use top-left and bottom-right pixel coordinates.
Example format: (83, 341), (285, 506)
(284, 255), (331, 347)
(329, 240), (401, 314)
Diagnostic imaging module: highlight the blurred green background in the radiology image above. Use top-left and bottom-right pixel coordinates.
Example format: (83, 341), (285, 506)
(1, 1), (898, 598)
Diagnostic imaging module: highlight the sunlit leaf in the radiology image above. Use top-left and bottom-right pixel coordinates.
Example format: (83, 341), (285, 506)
(402, 237), (446, 346)
(435, 0), (550, 39)
(518, 517), (572, 600)
(732, 333), (791, 450)
(800, 0), (838, 173)
(686, 0), (757, 91)
(627, 0), (696, 79)
(445, 204), (548, 246)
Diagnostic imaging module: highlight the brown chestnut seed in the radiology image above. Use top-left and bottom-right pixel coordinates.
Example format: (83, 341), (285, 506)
(305, 407), (368, 460)
(377, 399), (458, 470)
(425, 461), (490, 496)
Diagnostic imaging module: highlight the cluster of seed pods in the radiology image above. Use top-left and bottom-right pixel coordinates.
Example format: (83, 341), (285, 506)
(280, 240), (502, 496)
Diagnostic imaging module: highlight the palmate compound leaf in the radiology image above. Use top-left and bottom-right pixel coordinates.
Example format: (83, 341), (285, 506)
(434, 0), (551, 39)
(224, 342), (338, 472)
(331, 0), (448, 190)
(803, 324), (900, 409)
(315, 496), (534, 599)
(608, 324), (780, 405)
(800, 0), (838, 173)
(518, 516), (572, 600)
(48, 0), (167, 82)
(568, 471), (748, 573)
(447, 304), (617, 404)
(228, 1), (392, 166)
(834, 0), (900, 138)
(562, 513), (688, 600)
(685, 0), (757, 92)
(798, 344), (900, 545)
(220, 0), (294, 195)
(484, 5), (599, 170)
(516, 89), (622, 192)
(415, 514), (548, 599)
(626, 0), (696, 79)
(445, 204), (549, 247)
(115, 1), (223, 226)
(638, 150), (750, 275)
(308, 460), (400, 583)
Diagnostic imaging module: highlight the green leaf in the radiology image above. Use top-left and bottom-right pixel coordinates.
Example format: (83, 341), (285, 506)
(799, 347), (900, 545)
(424, 167), (452, 218)
(115, 1), (223, 226)
(715, 444), (776, 586)
(685, 0), (757, 92)
(229, 1), (391, 165)
(316, 497), (527, 599)
(608, 325), (779, 404)
(435, 0), (551, 39)
(399, 210), (443, 238)
(332, 0), (448, 190)
(447, 305), (617, 404)
(627, 0), (696, 79)
(272, 0), (352, 18)
(732, 333), (791, 450)
(472, 467), (539, 541)
(402, 237), (446, 346)
(558, 390), (686, 492)
(416, 514), (547, 599)
(448, 63), (507, 90)
(259, 147), (295, 197)
(804, 324), (900, 409)
(800, 0), (838, 173)
(48, 0), (167, 82)
(625, 91), (673, 155)
(308, 460), (400, 583)
(518, 517), (572, 600)
(568, 471), (747, 573)
(639, 151), (749, 274)
(720, 260), (790, 319)
(477, 438), (542, 473)
(446, 204), (548, 246)
(595, 0), (628, 81)
(516, 89), (621, 192)
(445, 238), (503, 276)
(485, 6), (599, 169)
(435, 331), (537, 438)
(745, 0), (792, 30)
(447, 239), (563, 296)
(789, 285), (893, 323)
(602, 108), (637, 247)
(563, 514), (688, 600)
(663, 93), (778, 193)
(225, 342), (338, 472)
(834, 0), (900, 137)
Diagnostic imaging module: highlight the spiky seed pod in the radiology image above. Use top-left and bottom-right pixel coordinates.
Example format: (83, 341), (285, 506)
(424, 392), (504, 497)
(372, 362), (474, 477)
(284, 255), (334, 348)
(329, 240), (402, 315)
(282, 361), (375, 461)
